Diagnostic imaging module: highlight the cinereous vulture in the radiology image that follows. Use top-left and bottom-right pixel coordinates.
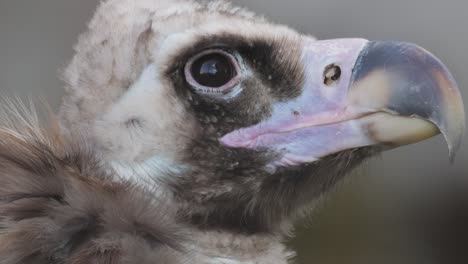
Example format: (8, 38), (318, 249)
(0, 0), (464, 263)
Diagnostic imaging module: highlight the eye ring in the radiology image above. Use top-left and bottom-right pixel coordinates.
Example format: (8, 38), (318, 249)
(184, 49), (241, 95)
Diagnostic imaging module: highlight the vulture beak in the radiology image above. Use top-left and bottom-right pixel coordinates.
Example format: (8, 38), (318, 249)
(220, 39), (465, 167)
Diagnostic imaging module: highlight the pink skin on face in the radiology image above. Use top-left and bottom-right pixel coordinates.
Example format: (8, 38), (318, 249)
(220, 39), (372, 166)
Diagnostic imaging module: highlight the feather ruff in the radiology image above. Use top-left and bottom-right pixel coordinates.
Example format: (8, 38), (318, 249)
(0, 101), (187, 263)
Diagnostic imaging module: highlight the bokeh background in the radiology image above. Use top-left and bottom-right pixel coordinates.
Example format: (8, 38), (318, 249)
(0, 0), (467, 263)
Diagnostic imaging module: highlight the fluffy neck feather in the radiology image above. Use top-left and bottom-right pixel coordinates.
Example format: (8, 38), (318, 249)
(185, 230), (293, 264)
(110, 159), (294, 264)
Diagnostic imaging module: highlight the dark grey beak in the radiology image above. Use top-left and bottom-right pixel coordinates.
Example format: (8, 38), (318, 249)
(349, 41), (465, 159)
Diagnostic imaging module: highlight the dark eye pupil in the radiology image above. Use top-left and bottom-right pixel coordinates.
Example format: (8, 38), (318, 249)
(190, 53), (236, 87)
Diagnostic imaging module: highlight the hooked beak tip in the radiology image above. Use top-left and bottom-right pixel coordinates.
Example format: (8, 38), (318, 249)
(350, 41), (465, 159)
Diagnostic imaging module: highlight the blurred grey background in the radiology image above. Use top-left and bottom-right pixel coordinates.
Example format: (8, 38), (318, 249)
(0, 0), (467, 263)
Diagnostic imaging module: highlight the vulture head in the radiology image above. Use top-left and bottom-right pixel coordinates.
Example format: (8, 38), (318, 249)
(59, 0), (465, 234)
(1, 0), (464, 263)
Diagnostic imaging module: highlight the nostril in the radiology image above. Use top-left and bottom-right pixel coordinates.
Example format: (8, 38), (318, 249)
(323, 64), (341, 86)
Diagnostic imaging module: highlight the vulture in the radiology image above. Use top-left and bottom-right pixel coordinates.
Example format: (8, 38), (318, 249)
(0, 0), (465, 263)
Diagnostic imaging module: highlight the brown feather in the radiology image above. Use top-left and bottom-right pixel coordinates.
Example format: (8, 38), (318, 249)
(0, 102), (187, 264)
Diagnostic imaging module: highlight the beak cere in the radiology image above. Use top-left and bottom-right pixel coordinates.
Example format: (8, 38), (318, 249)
(220, 39), (465, 167)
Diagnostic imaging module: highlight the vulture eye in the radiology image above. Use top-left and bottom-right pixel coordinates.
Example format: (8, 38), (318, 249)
(185, 50), (240, 95)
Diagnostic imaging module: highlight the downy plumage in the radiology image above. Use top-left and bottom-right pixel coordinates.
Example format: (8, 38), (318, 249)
(0, 0), (464, 263)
